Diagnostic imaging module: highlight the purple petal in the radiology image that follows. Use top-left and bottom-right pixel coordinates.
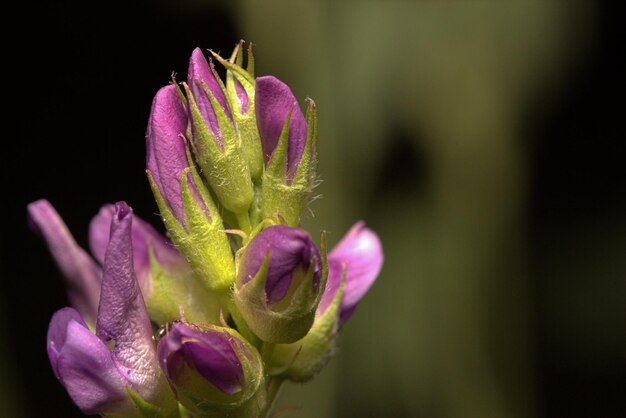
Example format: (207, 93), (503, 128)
(184, 341), (242, 395)
(95, 202), (156, 380)
(56, 319), (130, 415)
(158, 323), (243, 395)
(255, 76), (308, 175)
(188, 47), (230, 144)
(319, 222), (383, 325)
(146, 84), (189, 222)
(47, 307), (87, 379)
(89, 204), (186, 294)
(27, 200), (101, 324)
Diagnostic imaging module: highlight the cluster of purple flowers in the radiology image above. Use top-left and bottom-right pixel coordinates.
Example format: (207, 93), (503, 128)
(29, 42), (383, 417)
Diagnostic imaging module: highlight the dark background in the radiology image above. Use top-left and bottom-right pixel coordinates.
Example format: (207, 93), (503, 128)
(2, 1), (625, 417)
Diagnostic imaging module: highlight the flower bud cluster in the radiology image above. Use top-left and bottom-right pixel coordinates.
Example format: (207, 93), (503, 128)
(30, 42), (383, 417)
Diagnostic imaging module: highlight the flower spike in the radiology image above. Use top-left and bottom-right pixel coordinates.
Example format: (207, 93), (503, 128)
(34, 42), (384, 418)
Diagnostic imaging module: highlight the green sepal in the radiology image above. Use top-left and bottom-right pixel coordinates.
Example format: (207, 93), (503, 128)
(297, 99), (318, 182)
(261, 101), (319, 227)
(145, 247), (222, 326)
(219, 41), (254, 77)
(268, 263), (345, 382)
(264, 109), (291, 181)
(212, 44), (263, 183)
(211, 43), (256, 87)
(243, 217), (279, 247)
(180, 168), (235, 292)
(146, 169), (235, 293)
(171, 77), (187, 110)
(184, 141), (222, 219)
(183, 82), (254, 217)
(127, 388), (181, 418)
(245, 42), (255, 77)
(146, 170), (187, 244)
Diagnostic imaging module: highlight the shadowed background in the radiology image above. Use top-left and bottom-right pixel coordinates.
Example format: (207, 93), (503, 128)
(2, 1), (625, 417)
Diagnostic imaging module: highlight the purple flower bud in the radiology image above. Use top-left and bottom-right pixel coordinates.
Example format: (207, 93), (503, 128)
(188, 47), (231, 146)
(212, 42), (264, 182)
(183, 48), (255, 218)
(240, 226), (322, 305)
(46, 203), (176, 416)
(256, 76), (318, 226)
(28, 200), (102, 326)
(256, 76), (308, 177)
(146, 84), (204, 225)
(235, 226), (324, 343)
(158, 322), (264, 416)
(318, 222), (383, 326)
(147, 84), (235, 291)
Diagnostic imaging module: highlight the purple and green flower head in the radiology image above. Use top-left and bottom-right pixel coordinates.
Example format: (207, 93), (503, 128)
(234, 225), (326, 343)
(158, 322), (264, 416)
(31, 41), (384, 417)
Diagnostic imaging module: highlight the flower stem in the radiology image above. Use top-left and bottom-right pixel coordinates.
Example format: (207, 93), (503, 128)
(236, 210), (252, 235)
(219, 293), (261, 348)
(261, 342), (276, 363)
(262, 376), (285, 418)
(249, 186), (263, 229)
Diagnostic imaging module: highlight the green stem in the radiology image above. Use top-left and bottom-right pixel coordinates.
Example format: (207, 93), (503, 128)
(261, 342), (276, 363)
(220, 294), (261, 348)
(262, 377), (285, 418)
(249, 185), (263, 230)
(236, 210), (252, 235)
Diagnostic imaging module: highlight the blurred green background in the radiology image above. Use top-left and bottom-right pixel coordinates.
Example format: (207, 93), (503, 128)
(3, 1), (625, 417)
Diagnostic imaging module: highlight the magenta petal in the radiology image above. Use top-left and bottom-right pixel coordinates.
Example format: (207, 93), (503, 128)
(255, 76), (308, 174)
(146, 84), (189, 222)
(89, 204), (185, 293)
(56, 320), (129, 415)
(188, 47), (230, 144)
(27, 200), (101, 324)
(47, 307), (87, 379)
(320, 222), (383, 325)
(95, 203), (156, 376)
